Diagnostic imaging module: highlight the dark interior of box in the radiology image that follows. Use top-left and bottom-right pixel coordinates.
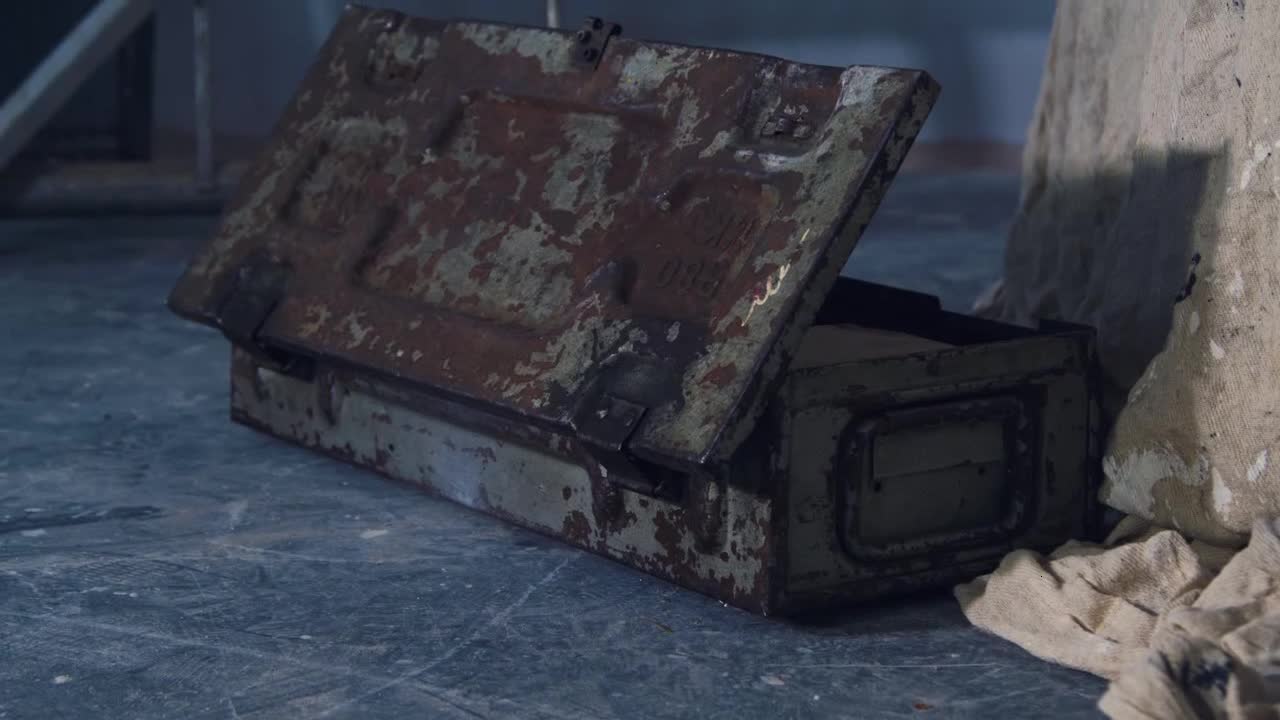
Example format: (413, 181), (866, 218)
(814, 275), (1037, 346)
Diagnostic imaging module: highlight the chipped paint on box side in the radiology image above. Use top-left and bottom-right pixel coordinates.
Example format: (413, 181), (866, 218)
(232, 351), (776, 612)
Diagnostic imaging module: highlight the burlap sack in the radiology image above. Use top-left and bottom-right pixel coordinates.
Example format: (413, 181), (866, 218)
(961, 1), (1280, 716)
(1096, 0), (1280, 548)
(979, 0), (1280, 545)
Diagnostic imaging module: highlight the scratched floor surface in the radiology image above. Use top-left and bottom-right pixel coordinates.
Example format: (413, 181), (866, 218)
(0, 172), (1106, 719)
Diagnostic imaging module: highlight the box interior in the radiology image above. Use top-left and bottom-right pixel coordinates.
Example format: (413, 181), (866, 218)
(813, 276), (1038, 347)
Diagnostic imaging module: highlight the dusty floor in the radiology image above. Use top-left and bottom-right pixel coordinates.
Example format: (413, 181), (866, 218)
(0, 172), (1106, 719)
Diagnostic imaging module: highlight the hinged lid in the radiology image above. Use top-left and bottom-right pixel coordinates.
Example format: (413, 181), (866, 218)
(168, 6), (939, 471)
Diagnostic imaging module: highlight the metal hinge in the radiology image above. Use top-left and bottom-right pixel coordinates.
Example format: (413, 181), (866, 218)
(571, 386), (723, 548)
(571, 391), (681, 499)
(571, 17), (621, 69)
(572, 392), (646, 455)
(213, 253), (310, 377)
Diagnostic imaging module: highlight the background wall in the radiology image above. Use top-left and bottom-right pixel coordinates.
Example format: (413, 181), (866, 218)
(150, 0), (1055, 145)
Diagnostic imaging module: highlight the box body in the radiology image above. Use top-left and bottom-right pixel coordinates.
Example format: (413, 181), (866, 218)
(230, 277), (1099, 615)
(167, 8), (1101, 615)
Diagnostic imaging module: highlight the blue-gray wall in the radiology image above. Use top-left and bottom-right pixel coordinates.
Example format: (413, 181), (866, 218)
(152, 0), (1054, 144)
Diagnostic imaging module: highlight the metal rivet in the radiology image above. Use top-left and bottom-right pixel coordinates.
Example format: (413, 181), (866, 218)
(581, 47), (598, 62)
(576, 29), (592, 43)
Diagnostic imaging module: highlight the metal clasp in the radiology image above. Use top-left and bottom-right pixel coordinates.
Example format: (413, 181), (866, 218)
(572, 17), (621, 69)
(213, 253), (311, 377)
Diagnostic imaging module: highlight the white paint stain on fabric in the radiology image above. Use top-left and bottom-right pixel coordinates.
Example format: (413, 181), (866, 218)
(1210, 340), (1226, 360)
(1189, 311), (1201, 335)
(1248, 450), (1269, 484)
(52, 675), (71, 684)
(1103, 446), (1188, 515)
(1238, 139), (1279, 191)
(360, 529), (389, 539)
(1227, 270), (1245, 299)
(1127, 365), (1159, 403)
(20, 529), (46, 537)
(1212, 467), (1234, 513)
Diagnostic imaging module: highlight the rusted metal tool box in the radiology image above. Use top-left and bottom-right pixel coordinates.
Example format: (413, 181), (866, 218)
(167, 7), (1100, 615)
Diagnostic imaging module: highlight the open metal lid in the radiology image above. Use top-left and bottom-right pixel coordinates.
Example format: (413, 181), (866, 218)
(169, 6), (938, 470)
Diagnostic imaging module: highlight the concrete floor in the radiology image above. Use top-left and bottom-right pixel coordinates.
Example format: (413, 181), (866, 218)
(0, 172), (1106, 719)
